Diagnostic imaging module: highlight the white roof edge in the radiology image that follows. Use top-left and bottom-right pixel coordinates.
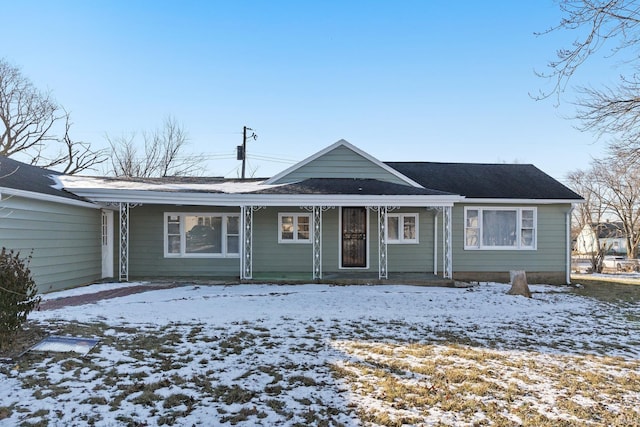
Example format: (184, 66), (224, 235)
(264, 139), (425, 188)
(0, 186), (100, 209)
(461, 198), (585, 205)
(70, 189), (463, 207)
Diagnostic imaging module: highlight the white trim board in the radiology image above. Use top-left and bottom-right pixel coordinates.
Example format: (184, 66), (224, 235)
(0, 186), (100, 209)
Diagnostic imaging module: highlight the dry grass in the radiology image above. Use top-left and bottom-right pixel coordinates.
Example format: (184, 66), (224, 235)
(2, 288), (639, 426)
(331, 341), (640, 426)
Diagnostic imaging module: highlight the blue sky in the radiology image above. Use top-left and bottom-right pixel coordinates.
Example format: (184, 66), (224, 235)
(2, 1), (611, 180)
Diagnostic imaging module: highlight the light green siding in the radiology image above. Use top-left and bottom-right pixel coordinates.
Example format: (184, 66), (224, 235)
(251, 207), (437, 276)
(0, 195), (101, 293)
(386, 209), (436, 273)
(451, 204), (571, 274)
(127, 205), (241, 278)
(272, 145), (409, 185)
(252, 208), (313, 274)
(122, 203), (570, 282)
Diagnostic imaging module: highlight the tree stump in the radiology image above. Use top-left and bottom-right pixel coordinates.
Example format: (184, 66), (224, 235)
(507, 270), (532, 298)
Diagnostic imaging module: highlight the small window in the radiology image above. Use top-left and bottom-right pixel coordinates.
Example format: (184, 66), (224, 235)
(464, 207), (536, 250)
(278, 213), (312, 243)
(165, 213), (240, 257)
(387, 214), (419, 244)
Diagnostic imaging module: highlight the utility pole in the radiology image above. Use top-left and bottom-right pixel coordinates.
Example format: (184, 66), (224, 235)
(237, 126), (257, 179)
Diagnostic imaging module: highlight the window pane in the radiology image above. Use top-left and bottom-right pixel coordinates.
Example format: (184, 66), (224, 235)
(186, 216), (221, 253)
(227, 236), (239, 254)
(403, 216), (416, 240)
(465, 228), (479, 247)
(522, 210), (534, 228)
(388, 216), (399, 240)
(482, 210), (517, 246)
(466, 210), (478, 227)
(521, 229), (534, 247)
(298, 216), (310, 240)
(168, 235), (181, 253)
(211, 217), (222, 253)
(167, 223), (180, 235)
(227, 216), (239, 235)
(281, 216), (294, 240)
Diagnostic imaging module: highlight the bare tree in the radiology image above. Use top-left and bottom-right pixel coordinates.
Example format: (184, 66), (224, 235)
(0, 58), (59, 158)
(592, 152), (640, 259)
(566, 167), (609, 271)
(538, 1), (640, 149)
(0, 58), (106, 173)
(108, 116), (204, 177)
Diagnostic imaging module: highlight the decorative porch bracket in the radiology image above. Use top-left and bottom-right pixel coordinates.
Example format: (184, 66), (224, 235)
(443, 206), (453, 279)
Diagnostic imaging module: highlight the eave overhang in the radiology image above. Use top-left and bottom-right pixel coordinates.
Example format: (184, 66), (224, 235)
(67, 188), (463, 207)
(460, 198), (585, 205)
(0, 186), (101, 209)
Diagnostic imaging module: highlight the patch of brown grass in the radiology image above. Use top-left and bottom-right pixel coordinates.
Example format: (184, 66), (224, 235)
(331, 341), (640, 426)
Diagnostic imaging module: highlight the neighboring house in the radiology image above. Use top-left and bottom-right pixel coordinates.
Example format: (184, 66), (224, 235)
(574, 222), (628, 256)
(0, 140), (583, 291)
(0, 156), (102, 293)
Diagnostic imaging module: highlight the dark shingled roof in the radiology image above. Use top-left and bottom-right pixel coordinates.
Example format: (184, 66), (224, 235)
(590, 222), (625, 239)
(0, 156), (88, 202)
(385, 162), (583, 200)
(251, 178), (456, 196)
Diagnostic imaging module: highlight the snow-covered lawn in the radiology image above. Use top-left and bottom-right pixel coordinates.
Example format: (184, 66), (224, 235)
(1, 282), (639, 426)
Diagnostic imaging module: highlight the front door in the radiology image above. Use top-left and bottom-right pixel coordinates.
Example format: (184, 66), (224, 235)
(341, 207), (367, 268)
(101, 210), (114, 278)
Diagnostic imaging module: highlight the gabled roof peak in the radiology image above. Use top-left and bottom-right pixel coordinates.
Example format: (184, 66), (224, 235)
(264, 139), (423, 188)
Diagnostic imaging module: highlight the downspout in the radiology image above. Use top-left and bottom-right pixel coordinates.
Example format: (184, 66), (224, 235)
(566, 206), (574, 284)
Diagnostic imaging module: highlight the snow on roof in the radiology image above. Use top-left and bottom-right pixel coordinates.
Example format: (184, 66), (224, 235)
(58, 175), (281, 194)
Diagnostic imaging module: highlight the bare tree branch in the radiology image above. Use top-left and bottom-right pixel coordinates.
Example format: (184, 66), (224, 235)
(0, 58), (60, 158)
(0, 58), (107, 174)
(536, 0), (640, 100)
(108, 116), (204, 178)
(33, 112), (109, 174)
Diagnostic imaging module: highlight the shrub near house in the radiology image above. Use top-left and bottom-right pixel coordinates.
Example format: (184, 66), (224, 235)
(0, 248), (41, 348)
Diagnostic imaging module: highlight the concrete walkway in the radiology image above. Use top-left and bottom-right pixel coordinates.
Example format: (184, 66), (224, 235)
(38, 283), (188, 311)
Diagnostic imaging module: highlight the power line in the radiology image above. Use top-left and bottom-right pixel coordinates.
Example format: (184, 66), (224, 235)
(247, 154), (297, 164)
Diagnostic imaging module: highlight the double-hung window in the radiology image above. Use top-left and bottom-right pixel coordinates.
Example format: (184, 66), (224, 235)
(165, 213), (240, 257)
(278, 213), (311, 243)
(387, 213), (419, 244)
(464, 207), (536, 250)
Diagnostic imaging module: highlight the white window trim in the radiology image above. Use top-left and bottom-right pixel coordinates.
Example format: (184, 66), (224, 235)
(386, 213), (419, 244)
(464, 207), (537, 250)
(278, 213), (312, 244)
(164, 212), (240, 258)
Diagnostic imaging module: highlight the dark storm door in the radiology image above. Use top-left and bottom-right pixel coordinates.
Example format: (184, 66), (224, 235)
(342, 207), (367, 267)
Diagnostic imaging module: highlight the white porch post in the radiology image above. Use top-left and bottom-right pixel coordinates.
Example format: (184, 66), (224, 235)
(241, 206), (253, 280)
(312, 206), (323, 279)
(443, 206), (453, 279)
(433, 211), (438, 276)
(378, 206), (388, 279)
(118, 202), (129, 282)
